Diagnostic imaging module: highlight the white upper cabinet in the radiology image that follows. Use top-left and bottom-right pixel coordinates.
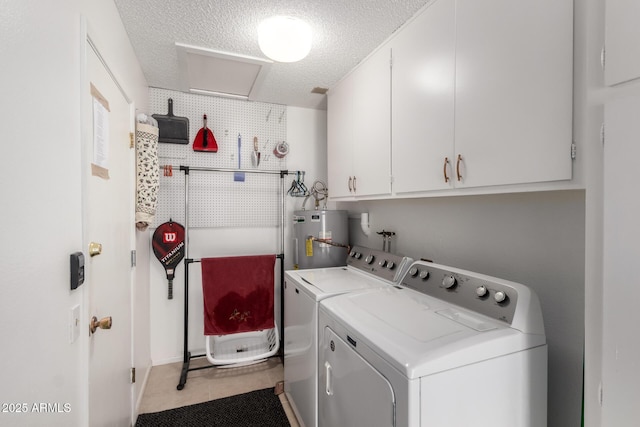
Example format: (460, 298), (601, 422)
(327, 44), (392, 199)
(328, 0), (573, 199)
(454, 0), (573, 189)
(604, 0), (640, 86)
(392, 0), (456, 194)
(327, 72), (356, 199)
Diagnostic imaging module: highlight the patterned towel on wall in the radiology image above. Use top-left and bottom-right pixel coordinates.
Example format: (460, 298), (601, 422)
(135, 123), (159, 231)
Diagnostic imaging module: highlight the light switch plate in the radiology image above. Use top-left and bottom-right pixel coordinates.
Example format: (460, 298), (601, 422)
(70, 304), (80, 343)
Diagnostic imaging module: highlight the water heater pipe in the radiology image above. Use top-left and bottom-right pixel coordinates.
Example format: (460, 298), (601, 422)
(361, 213), (370, 236)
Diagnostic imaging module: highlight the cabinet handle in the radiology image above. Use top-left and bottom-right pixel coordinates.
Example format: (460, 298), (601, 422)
(443, 157), (450, 183)
(348, 176), (353, 193)
(353, 176), (357, 192)
(456, 154), (463, 182)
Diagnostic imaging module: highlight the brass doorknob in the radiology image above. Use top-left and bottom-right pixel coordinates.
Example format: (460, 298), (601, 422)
(89, 316), (112, 334)
(89, 242), (102, 257)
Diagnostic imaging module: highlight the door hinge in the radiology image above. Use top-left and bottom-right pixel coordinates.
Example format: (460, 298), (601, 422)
(600, 123), (606, 146)
(131, 250), (136, 267)
(571, 142), (577, 160)
(131, 367), (136, 384)
(129, 132), (135, 149)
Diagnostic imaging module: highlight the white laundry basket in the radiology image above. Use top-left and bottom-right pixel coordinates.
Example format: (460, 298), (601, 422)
(205, 327), (279, 366)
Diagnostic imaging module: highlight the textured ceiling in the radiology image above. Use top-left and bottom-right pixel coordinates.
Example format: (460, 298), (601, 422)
(113, 0), (432, 110)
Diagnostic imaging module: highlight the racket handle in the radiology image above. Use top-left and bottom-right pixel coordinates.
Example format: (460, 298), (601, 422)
(168, 279), (173, 300)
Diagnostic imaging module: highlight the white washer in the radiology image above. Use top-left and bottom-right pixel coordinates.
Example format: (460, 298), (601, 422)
(284, 246), (413, 427)
(318, 260), (547, 427)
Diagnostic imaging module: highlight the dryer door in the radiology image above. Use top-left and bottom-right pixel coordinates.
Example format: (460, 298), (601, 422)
(319, 326), (395, 427)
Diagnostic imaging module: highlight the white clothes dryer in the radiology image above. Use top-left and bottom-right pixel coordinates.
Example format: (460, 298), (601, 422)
(284, 246), (413, 427)
(318, 260), (547, 427)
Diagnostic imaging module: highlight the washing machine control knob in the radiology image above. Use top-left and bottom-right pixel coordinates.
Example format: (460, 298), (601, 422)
(378, 259), (387, 268)
(476, 285), (488, 297)
(387, 261), (395, 270)
(494, 291), (508, 303)
(354, 252), (362, 259)
(349, 250), (356, 257)
(409, 267), (419, 277)
(365, 255), (375, 264)
(442, 275), (457, 289)
(419, 270), (430, 280)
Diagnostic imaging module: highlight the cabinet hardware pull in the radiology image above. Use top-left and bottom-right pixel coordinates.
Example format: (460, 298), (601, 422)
(353, 176), (357, 192)
(456, 154), (463, 182)
(348, 176), (353, 193)
(443, 157), (450, 183)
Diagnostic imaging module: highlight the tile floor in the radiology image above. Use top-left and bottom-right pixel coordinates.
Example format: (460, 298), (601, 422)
(137, 356), (300, 426)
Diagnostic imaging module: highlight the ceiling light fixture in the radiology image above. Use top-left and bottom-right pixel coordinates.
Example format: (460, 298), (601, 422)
(258, 16), (312, 63)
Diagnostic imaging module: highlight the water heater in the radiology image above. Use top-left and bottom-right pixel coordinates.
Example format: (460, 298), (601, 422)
(293, 210), (349, 269)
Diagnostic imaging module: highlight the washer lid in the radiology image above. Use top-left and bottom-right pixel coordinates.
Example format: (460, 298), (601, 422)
(320, 286), (546, 379)
(290, 267), (391, 297)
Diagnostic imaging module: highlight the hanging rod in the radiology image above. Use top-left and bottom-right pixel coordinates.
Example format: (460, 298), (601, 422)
(169, 165), (292, 177)
(185, 254), (285, 264)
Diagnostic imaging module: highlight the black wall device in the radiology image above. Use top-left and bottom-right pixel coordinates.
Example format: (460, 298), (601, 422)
(70, 252), (85, 290)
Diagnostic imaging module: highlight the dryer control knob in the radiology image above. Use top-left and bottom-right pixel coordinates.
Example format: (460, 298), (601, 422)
(442, 275), (457, 289)
(354, 252), (362, 259)
(365, 255), (375, 264)
(476, 285), (488, 297)
(349, 250), (356, 257)
(378, 259), (387, 268)
(409, 267), (419, 277)
(419, 270), (430, 280)
(494, 291), (508, 303)
(387, 261), (396, 270)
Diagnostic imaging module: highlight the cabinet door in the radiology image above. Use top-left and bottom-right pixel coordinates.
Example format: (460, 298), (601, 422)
(392, 0), (455, 194)
(605, 0), (640, 86)
(351, 45), (392, 197)
(601, 94), (640, 425)
(454, 0), (573, 188)
(327, 74), (355, 199)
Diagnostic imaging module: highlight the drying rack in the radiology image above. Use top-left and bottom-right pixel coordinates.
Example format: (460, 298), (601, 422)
(174, 165), (291, 391)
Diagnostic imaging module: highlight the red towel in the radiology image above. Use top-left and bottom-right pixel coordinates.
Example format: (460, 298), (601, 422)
(201, 255), (276, 335)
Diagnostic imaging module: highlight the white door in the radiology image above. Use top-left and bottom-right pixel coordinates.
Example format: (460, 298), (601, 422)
(391, 0), (455, 194)
(604, 0), (640, 86)
(319, 327), (395, 427)
(351, 44), (392, 198)
(454, 0), (573, 188)
(84, 38), (134, 426)
(602, 93), (640, 425)
(327, 74), (355, 199)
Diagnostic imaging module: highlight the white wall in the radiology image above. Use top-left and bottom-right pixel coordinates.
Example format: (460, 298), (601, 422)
(149, 105), (328, 364)
(0, 1), (149, 426)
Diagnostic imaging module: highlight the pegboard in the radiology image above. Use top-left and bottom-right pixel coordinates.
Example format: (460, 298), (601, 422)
(150, 88), (288, 228)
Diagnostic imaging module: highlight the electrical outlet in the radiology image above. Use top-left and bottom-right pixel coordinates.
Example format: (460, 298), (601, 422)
(70, 304), (80, 343)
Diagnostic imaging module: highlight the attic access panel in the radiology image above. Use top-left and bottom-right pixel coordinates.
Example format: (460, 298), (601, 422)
(176, 42), (272, 99)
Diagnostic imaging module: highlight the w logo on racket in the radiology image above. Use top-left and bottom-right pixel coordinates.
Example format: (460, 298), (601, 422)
(163, 232), (177, 243)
